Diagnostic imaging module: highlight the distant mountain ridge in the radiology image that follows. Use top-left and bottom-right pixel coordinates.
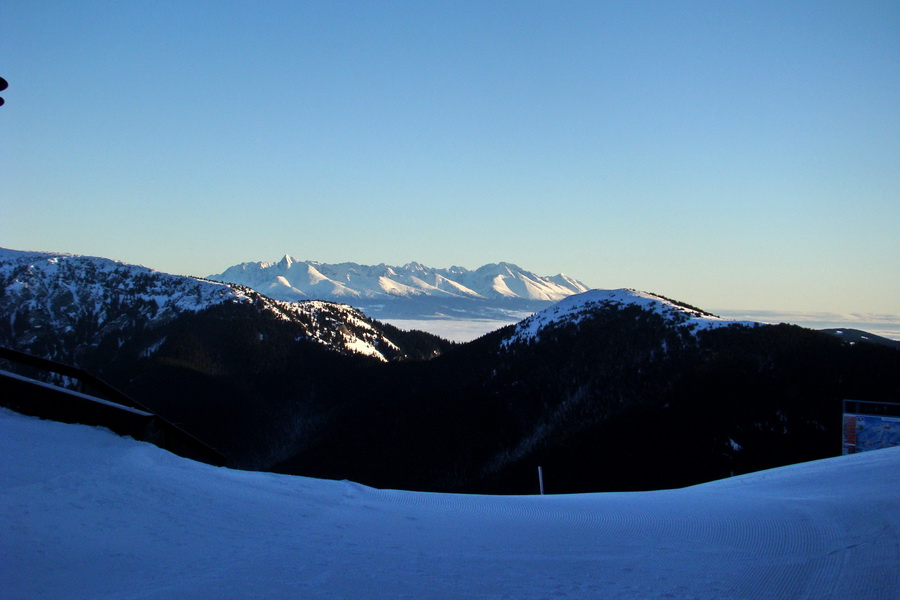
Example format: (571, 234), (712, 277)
(821, 328), (900, 350)
(209, 256), (590, 319)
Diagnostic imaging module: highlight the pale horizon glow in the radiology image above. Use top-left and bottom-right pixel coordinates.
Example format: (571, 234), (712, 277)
(1, 1), (898, 320)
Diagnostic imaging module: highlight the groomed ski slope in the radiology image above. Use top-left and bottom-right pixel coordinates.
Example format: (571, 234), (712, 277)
(2, 408), (897, 600)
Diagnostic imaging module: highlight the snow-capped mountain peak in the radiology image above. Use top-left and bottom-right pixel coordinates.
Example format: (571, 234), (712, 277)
(504, 288), (759, 345)
(209, 258), (590, 306)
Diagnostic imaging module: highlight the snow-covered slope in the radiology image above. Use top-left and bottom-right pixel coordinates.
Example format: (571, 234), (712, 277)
(0, 248), (403, 362)
(0, 248), (249, 318)
(210, 256), (590, 303)
(2, 407), (897, 600)
(505, 288), (759, 345)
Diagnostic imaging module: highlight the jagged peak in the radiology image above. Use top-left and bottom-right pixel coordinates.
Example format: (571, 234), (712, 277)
(402, 261), (428, 272)
(278, 254), (297, 268)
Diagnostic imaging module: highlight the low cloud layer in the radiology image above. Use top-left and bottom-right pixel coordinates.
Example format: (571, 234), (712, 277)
(715, 310), (900, 341)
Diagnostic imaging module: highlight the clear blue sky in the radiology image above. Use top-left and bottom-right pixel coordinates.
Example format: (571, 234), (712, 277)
(2, 0), (898, 317)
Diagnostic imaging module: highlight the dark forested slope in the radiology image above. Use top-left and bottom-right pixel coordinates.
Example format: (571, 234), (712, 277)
(276, 306), (900, 493)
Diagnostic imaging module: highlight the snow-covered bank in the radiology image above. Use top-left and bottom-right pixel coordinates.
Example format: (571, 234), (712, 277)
(2, 408), (898, 599)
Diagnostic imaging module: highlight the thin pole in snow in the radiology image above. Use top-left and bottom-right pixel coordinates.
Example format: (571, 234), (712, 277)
(538, 466), (544, 495)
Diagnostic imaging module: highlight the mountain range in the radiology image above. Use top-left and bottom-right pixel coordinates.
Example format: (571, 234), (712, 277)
(3, 247), (899, 493)
(210, 256), (590, 319)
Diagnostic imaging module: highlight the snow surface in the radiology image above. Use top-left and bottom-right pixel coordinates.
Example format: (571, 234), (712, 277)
(505, 289), (760, 345)
(2, 408), (898, 600)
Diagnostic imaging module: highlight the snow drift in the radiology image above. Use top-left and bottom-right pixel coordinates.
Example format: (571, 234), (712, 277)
(2, 408), (897, 599)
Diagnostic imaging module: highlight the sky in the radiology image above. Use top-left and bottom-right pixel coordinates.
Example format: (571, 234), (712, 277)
(1, 1), (898, 319)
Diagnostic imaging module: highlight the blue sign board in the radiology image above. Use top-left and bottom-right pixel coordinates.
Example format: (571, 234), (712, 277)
(843, 413), (900, 454)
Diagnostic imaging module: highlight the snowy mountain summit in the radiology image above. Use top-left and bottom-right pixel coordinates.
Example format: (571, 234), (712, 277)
(210, 256), (590, 319)
(505, 288), (759, 345)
